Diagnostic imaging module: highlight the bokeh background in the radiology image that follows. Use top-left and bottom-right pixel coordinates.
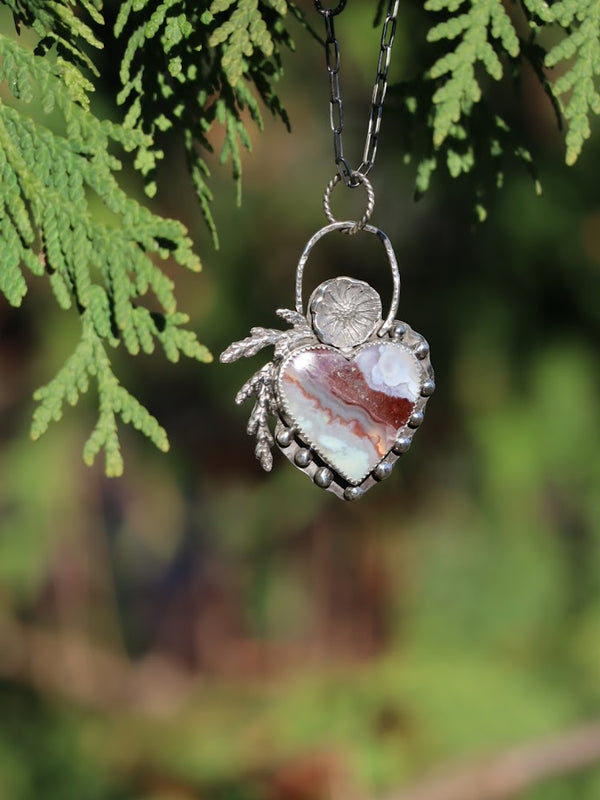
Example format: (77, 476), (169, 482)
(2, 3), (600, 799)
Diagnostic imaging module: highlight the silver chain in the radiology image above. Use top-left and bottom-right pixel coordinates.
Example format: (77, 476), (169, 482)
(314, 0), (400, 188)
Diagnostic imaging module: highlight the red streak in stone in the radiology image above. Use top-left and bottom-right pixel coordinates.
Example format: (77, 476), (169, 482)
(282, 372), (374, 445)
(280, 346), (418, 467)
(315, 352), (415, 429)
(278, 337), (428, 482)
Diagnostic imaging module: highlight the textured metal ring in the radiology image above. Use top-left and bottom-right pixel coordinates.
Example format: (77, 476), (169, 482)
(323, 172), (375, 234)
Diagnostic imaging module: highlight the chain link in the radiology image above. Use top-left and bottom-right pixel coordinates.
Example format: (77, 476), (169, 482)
(314, 0), (400, 188)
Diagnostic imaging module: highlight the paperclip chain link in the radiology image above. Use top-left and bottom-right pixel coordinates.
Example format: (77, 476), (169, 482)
(314, 0), (400, 188)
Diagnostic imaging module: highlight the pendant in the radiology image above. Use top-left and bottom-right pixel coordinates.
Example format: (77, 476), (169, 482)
(220, 176), (434, 500)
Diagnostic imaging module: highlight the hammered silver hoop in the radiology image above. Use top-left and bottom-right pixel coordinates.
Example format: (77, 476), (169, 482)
(295, 221), (400, 337)
(323, 173), (375, 234)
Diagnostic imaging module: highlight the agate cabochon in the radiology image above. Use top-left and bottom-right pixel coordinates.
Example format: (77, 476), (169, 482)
(278, 341), (423, 484)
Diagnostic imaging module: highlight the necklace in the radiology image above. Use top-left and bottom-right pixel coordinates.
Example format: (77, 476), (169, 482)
(220, 1), (434, 501)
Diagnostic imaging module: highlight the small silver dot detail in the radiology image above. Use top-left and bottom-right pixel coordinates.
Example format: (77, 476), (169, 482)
(276, 428), (294, 447)
(421, 379), (435, 397)
(415, 341), (430, 359)
(409, 410), (424, 428)
(393, 436), (411, 454)
(374, 461), (393, 481)
(391, 322), (406, 340)
(294, 448), (312, 468)
(344, 486), (363, 501)
(314, 467), (333, 488)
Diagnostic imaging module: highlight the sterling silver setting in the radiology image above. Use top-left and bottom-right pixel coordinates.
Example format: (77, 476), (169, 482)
(220, 188), (434, 501)
(275, 338), (426, 486)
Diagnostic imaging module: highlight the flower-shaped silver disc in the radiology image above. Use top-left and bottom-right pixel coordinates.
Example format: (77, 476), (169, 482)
(308, 276), (382, 349)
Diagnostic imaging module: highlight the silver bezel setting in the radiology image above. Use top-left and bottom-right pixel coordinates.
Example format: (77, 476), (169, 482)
(276, 336), (426, 487)
(219, 220), (435, 501)
(273, 320), (433, 500)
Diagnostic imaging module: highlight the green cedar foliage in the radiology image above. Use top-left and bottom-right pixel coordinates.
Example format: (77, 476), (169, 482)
(115, 0), (293, 247)
(0, 6), (211, 476)
(0, 0), (296, 475)
(3, 0), (103, 106)
(395, 0), (600, 218)
(544, 0), (600, 165)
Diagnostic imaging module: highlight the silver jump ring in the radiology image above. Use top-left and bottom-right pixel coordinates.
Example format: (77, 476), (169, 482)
(323, 172), (375, 234)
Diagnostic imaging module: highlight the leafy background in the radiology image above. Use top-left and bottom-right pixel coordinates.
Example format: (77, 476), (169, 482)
(2, 1), (600, 799)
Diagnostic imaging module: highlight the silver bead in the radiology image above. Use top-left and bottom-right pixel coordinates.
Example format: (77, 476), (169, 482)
(391, 322), (406, 340)
(373, 461), (393, 481)
(415, 341), (430, 359)
(344, 486), (363, 501)
(276, 427), (294, 447)
(294, 448), (312, 468)
(408, 410), (424, 428)
(393, 436), (411, 454)
(314, 466), (333, 488)
(421, 379), (435, 397)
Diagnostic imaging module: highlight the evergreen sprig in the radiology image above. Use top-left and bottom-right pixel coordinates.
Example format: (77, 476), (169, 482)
(425, 0), (520, 149)
(544, 0), (600, 165)
(0, 32), (211, 473)
(2, 0), (103, 106)
(115, 0), (293, 246)
(30, 314), (169, 478)
(396, 0), (600, 215)
(0, 0), (298, 476)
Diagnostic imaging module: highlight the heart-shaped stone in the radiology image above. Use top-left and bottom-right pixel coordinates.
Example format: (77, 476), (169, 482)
(277, 341), (423, 484)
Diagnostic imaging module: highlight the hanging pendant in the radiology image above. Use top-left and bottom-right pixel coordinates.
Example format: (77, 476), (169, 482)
(220, 176), (434, 500)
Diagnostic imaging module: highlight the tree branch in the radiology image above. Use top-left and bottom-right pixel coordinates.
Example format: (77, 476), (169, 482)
(384, 723), (600, 800)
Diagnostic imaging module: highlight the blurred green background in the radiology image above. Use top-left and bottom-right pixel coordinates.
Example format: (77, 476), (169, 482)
(2, 3), (600, 799)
